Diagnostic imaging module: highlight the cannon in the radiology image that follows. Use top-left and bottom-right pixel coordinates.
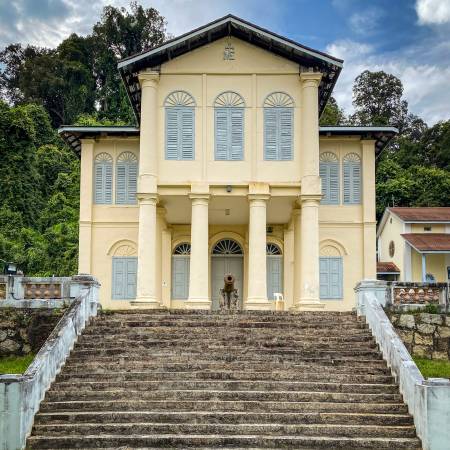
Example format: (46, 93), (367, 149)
(219, 274), (239, 310)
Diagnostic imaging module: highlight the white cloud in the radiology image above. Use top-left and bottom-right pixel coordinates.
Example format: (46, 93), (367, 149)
(416, 0), (450, 25)
(349, 8), (382, 35)
(326, 39), (450, 124)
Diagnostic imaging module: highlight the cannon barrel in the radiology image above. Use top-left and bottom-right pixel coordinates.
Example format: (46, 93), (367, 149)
(223, 274), (235, 291)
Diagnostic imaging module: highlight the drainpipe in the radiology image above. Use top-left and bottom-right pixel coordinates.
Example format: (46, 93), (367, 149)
(421, 253), (427, 283)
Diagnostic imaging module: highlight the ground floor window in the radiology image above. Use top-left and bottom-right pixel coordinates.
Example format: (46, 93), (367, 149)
(112, 256), (137, 299)
(172, 243), (191, 299)
(319, 256), (343, 299)
(267, 243), (283, 300)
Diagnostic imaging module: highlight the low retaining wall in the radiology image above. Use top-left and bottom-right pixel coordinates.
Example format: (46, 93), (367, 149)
(0, 275), (99, 450)
(0, 309), (66, 357)
(389, 312), (450, 360)
(356, 280), (450, 450)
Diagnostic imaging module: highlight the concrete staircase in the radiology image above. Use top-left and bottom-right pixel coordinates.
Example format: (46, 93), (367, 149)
(27, 310), (422, 449)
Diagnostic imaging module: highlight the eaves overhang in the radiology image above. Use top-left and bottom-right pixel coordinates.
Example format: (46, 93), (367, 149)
(117, 14), (343, 122)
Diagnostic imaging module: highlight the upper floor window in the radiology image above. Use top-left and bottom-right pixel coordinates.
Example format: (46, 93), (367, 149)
(264, 92), (294, 161)
(165, 91), (195, 160)
(343, 153), (361, 204)
(94, 153), (113, 204)
(319, 152), (339, 204)
(214, 91), (245, 161)
(116, 152), (138, 204)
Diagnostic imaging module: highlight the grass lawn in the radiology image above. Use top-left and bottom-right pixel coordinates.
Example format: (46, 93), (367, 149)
(0, 354), (35, 375)
(413, 357), (450, 379)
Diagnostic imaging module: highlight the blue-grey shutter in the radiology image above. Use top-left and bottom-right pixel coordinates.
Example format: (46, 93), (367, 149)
(319, 257), (330, 299)
(112, 257), (137, 299)
(172, 256), (190, 299)
(127, 162), (137, 204)
(215, 108), (229, 160)
(112, 258), (125, 299)
(116, 163), (127, 204)
(94, 163), (112, 204)
(279, 108), (293, 160)
(181, 108), (194, 160)
(267, 256), (283, 300)
(166, 108), (179, 160)
(321, 162), (339, 204)
(125, 258), (137, 299)
(230, 108), (244, 160)
(320, 163), (330, 204)
(320, 257), (343, 299)
(264, 108), (278, 160)
(343, 160), (361, 204)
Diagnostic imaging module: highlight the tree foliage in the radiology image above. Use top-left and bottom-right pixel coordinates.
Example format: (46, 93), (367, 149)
(320, 96), (347, 126)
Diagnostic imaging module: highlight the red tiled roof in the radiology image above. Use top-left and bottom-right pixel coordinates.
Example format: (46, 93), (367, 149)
(377, 262), (401, 273)
(401, 233), (450, 252)
(390, 207), (450, 222)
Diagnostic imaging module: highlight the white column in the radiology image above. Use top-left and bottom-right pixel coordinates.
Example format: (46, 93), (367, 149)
(134, 70), (160, 307)
(186, 193), (211, 309)
(246, 194), (271, 310)
(422, 254), (427, 282)
(292, 207), (302, 303)
(291, 71), (324, 310)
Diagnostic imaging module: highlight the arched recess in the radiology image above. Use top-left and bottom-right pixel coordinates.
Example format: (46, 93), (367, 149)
(319, 239), (345, 300)
(266, 241), (283, 300)
(171, 242), (191, 299)
(209, 233), (245, 310)
(94, 152), (113, 204)
(320, 152), (340, 204)
(116, 151), (138, 204)
(319, 239), (348, 257)
(107, 239), (138, 256)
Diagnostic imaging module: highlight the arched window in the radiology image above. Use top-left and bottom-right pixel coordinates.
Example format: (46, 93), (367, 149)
(111, 241), (137, 300)
(172, 243), (191, 299)
(214, 92), (245, 161)
(212, 239), (243, 255)
(264, 92), (294, 161)
(319, 152), (339, 204)
(319, 244), (343, 299)
(343, 153), (361, 204)
(165, 91), (195, 160)
(116, 152), (138, 204)
(94, 153), (113, 204)
(266, 243), (283, 300)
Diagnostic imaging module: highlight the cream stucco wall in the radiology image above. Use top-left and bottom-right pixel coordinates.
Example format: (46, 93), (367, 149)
(378, 212), (406, 277)
(78, 36), (378, 311)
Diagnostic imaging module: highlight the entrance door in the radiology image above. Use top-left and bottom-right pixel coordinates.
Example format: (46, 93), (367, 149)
(211, 239), (244, 310)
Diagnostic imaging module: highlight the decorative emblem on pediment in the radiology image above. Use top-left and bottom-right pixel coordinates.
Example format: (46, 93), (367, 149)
(224, 43), (235, 60)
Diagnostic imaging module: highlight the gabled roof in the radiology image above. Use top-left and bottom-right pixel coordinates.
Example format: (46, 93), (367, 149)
(390, 207), (450, 222)
(59, 125), (395, 154)
(402, 233), (450, 253)
(118, 14), (343, 121)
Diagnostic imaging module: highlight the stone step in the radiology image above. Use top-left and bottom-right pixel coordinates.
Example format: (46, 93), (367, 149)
(62, 358), (391, 373)
(44, 389), (403, 403)
(68, 348), (383, 360)
(49, 380), (398, 394)
(25, 434), (422, 449)
(31, 422), (417, 438)
(37, 400), (409, 414)
(55, 370), (394, 384)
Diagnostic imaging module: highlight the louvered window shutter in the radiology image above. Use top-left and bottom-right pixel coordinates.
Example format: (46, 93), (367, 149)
(127, 162), (137, 204)
(279, 108), (293, 160)
(230, 108), (244, 160)
(319, 163), (330, 203)
(116, 163), (127, 204)
(125, 258), (137, 299)
(181, 108), (194, 160)
(343, 160), (361, 204)
(329, 162), (339, 204)
(264, 109), (278, 160)
(94, 163), (112, 204)
(215, 108), (229, 160)
(166, 108), (180, 160)
(319, 257), (343, 299)
(112, 258), (125, 299)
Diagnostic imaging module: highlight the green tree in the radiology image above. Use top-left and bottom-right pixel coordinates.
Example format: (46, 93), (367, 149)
(320, 96), (346, 126)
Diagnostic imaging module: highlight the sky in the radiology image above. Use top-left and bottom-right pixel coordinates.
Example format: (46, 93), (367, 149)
(0, 0), (450, 124)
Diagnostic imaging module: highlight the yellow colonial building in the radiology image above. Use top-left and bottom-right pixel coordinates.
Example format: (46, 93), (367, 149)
(60, 15), (396, 311)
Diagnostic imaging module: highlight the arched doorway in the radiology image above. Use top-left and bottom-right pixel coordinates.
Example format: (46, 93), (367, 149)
(266, 243), (283, 300)
(211, 239), (244, 310)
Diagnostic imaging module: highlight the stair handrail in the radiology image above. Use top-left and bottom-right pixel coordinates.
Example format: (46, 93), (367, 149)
(0, 275), (100, 450)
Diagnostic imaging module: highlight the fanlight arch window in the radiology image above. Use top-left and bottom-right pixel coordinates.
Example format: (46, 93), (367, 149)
(165, 91), (195, 161)
(266, 242), (283, 300)
(94, 153), (113, 204)
(214, 91), (245, 161)
(343, 153), (361, 204)
(116, 152), (138, 204)
(319, 152), (340, 205)
(171, 242), (191, 299)
(264, 92), (294, 161)
(212, 239), (243, 255)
